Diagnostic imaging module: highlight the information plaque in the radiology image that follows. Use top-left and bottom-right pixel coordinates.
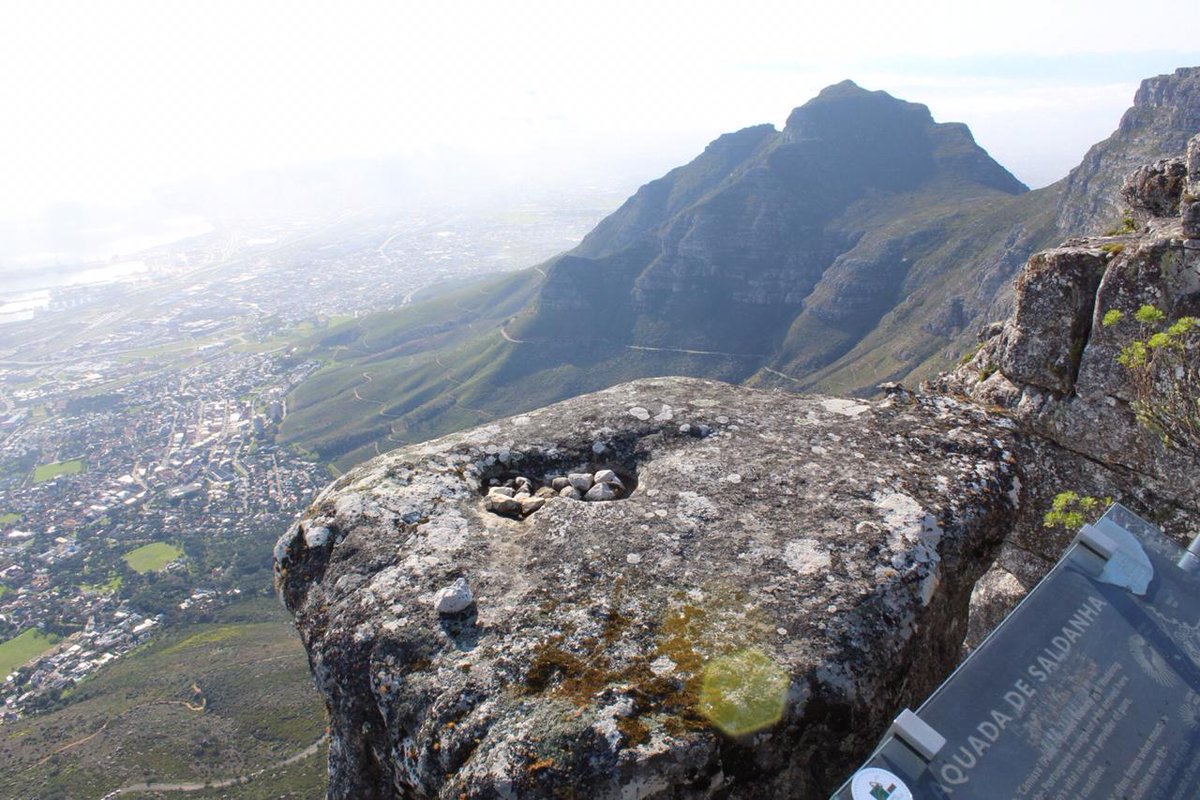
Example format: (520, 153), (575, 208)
(834, 504), (1200, 799)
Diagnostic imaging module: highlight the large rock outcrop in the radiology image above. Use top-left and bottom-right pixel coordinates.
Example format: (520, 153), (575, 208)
(276, 377), (1019, 798)
(931, 133), (1200, 645)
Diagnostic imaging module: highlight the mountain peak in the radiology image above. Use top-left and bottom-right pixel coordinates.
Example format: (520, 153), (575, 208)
(817, 78), (868, 96)
(784, 80), (934, 138)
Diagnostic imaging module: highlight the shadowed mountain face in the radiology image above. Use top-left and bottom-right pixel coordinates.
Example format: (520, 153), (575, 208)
(281, 69), (1200, 469)
(524, 81), (1026, 360)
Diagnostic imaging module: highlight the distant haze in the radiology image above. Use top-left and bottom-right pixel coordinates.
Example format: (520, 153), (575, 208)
(2, 1), (1197, 256)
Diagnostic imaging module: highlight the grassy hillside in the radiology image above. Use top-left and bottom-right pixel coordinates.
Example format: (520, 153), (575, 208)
(278, 267), (544, 469)
(0, 597), (326, 800)
(278, 188), (1056, 469)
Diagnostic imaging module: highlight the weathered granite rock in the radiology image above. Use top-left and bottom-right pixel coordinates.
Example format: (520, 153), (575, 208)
(993, 246), (1108, 394)
(276, 377), (1018, 799)
(568, 472), (594, 493)
(930, 134), (1200, 646)
(1121, 156), (1187, 219)
(1185, 135), (1200, 239)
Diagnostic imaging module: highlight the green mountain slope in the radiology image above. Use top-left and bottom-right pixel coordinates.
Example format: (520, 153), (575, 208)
(0, 598), (326, 800)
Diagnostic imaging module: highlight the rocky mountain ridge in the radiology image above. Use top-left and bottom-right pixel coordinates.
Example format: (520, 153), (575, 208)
(280, 68), (1200, 469)
(277, 136), (1200, 798)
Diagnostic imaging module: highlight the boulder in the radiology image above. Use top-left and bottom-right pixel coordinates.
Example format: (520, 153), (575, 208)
(1120, 156), (1186, 219)
(484, 492), (521, 516)
(519, 495), (546, 515)
(275, 377), (1018, 799)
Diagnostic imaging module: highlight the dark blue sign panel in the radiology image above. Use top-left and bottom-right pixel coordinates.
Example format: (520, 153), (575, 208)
(834, 505), (1200, 800)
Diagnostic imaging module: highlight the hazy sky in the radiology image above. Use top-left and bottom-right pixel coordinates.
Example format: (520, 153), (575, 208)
(2, 0), (1197, 220)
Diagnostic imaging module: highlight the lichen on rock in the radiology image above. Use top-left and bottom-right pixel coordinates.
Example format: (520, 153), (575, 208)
(276, 376), (1018, 798)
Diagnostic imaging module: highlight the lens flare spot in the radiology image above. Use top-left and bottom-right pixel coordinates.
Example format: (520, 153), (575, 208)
(699, 648), (789, 736)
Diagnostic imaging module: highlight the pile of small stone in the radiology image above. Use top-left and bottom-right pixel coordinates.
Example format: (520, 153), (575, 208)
(483, 469), (628, 518)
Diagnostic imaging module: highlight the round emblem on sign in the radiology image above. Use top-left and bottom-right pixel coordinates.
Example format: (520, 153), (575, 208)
(850, 767), (912, 800)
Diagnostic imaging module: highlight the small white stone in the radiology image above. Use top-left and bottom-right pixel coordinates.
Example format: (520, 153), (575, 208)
(628, 406), (651, 421)
(433, 578), (473, 614)
(304, 525), (331, 548)
(559, 486), (583, 500)
(777, 627), (788, 636)
(593, 469), (624, 488)
(592, 441), (607, 454)
(490, 486), (515, 497)
(626, 553), (642, 564)
(650, 656), (676, 676)
(585, 482), (618, 501)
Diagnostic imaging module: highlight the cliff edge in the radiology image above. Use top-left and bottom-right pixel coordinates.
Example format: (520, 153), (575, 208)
(276, 137), (1200, 799)
(931, 133), (1200, 644)
(276, 378), (1018, 798)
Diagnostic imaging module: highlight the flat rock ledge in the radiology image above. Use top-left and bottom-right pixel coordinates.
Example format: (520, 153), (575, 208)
(275, 377), (1019, 799)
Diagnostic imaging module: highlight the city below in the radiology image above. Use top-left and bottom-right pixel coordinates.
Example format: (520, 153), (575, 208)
(0, 190), (621, 720)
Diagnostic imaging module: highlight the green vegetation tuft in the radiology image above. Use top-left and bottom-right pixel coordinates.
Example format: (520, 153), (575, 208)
(1133, 304), (1166, 325)
(122, 542), (184, 573)
(1104, 213), (1139, 236)
(1112, 305), (1200, 452)
(1101, 309), (1123, 327)
(1043, 491), (1110, 531)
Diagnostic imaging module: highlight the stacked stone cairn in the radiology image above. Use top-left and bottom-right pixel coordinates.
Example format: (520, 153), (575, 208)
(483, 468), (627, 518)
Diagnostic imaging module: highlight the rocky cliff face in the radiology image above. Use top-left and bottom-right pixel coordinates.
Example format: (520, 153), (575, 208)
(930, 133), (1200, 644)
(1055, 67), (1200, 236)
(277, 378), (1020, 798)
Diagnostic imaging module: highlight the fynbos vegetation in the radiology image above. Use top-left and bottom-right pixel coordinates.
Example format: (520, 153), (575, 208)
(1105, 304), (1200, 455)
